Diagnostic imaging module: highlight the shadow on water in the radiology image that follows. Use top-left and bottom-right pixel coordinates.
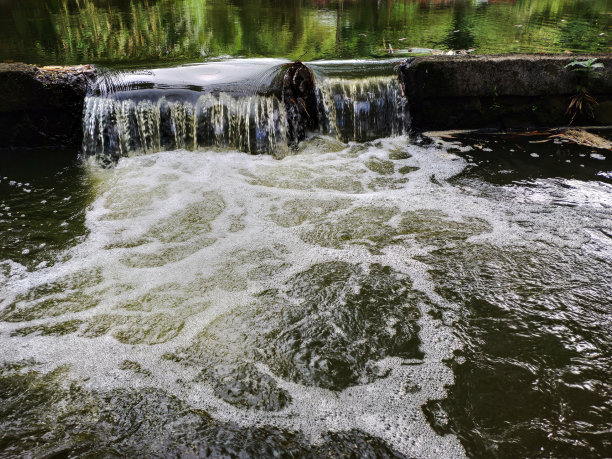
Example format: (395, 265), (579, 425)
(0, 149), (91, 270)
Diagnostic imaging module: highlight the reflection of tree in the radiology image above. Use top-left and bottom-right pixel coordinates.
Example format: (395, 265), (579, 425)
(438, 0), (476, 51)
(0, 0), (609, 65)
(336, 0), (343, 54)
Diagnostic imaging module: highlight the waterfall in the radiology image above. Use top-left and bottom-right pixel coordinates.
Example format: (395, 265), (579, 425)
(316, 76), (409, 143)
(83, 93), (288, 160)
(82, 60), (411, 161)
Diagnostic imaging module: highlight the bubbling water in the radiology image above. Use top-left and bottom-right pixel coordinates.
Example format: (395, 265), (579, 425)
(2, 127), (611, 457)
(1, 136), (483, 458)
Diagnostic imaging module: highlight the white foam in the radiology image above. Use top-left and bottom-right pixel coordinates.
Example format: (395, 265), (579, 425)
(7, 136), (590, 457)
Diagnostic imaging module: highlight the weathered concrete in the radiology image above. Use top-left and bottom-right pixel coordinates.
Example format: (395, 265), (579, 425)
(399, 54), (612, 131)
(0, 63), (95, 148)
(3, 56), (612, 150)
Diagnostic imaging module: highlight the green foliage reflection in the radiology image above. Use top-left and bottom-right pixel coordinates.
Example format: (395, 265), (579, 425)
(0, 0), (610, 66)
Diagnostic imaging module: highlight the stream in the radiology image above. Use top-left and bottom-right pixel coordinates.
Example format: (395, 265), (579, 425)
(1, 59), (611, 458)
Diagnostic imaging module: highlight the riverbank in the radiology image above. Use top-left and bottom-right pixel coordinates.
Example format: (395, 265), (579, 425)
(400, 54), (612, 131)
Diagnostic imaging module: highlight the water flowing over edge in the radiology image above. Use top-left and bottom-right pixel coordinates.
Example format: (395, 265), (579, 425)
(82, 62), (409, 161)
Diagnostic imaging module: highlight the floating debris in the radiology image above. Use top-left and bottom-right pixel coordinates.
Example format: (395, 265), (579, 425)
(550, 129), (612, 150)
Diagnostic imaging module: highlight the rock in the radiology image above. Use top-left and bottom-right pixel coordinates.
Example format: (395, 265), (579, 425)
(282, 62), (318, 146)
(0, 63), (96, 148)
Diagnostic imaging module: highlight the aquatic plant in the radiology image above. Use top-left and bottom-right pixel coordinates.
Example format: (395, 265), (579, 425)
(565, 57), (605, 124)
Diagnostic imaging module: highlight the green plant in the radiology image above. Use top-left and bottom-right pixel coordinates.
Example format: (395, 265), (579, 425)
(565, 58), (605, 123)
(565, 57), (605, 73)
(489, 85), (501, 110)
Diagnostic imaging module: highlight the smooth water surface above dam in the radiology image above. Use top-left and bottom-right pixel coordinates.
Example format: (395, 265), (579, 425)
(1, 0), (611, 66)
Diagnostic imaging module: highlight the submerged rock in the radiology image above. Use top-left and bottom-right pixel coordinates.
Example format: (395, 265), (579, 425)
(0, 63), (95, 148)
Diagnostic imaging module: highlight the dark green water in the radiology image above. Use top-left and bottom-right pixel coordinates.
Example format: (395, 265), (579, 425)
(1, 0), (612, 67)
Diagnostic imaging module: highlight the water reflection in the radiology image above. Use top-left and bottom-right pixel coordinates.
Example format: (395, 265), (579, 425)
(0, 0), (610, 66)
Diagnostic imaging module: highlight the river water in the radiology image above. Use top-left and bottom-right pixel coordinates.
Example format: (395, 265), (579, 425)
(1, 0), (611, 66)
(1, 60), (612, 457)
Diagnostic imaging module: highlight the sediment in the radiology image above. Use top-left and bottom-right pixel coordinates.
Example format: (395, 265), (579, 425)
(0, 63), (96, 148)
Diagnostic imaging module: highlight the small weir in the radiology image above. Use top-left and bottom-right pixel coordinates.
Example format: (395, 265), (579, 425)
(83, 59), (409, 160)
(83, 60), (291, 159)
(83, 93), (288, 158)
(316, 75), (409, 142)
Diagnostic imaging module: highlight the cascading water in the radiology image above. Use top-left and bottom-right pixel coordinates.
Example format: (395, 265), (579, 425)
(83, 93), (288, 159)
(2, 58), (611, 459)
(82, 60), (291, 160)
(82, 59), (410, 162)
(316, 76), (409, 142)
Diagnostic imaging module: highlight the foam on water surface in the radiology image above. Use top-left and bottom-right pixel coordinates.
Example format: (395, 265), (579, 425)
(2, 134), (611, 457)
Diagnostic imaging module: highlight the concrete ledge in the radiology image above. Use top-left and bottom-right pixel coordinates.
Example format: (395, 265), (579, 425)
(0, 63), (96, 148)
(4, 56), (612, 150)
(400, 54), (612, 131)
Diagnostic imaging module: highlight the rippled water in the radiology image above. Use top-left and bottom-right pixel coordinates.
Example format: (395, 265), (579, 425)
(1, 131), (611, 456)
(1, 0), (611, 66)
